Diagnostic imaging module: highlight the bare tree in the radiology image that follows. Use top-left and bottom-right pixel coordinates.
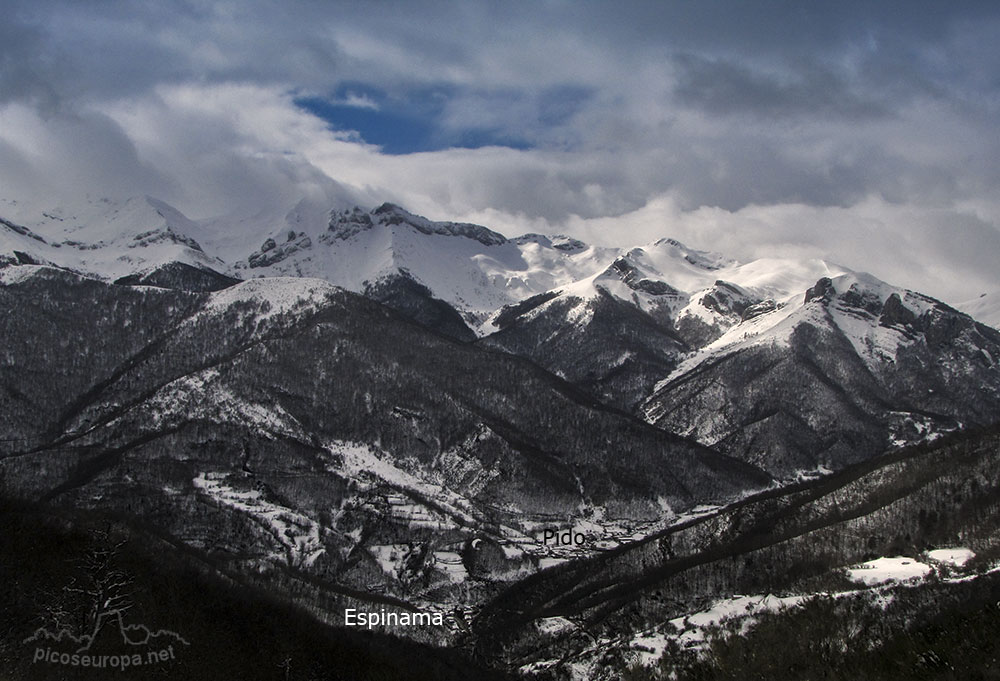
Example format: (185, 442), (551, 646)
(38, 527), (134, 639)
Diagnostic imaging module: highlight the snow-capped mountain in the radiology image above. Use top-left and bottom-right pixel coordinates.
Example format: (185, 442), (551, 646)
(482, 235), (1000, 475)
(0, 195), (224, 282)
(1, 195), (620, 332)
(643, 271), (1000, 475)
(5, 193), (996, 343)
(958, 291), (1000, 329)
(235, 201), (618, 331)
(481, 237), (856, 408)
(4, 193), (1000, 477)
(4, 192), (1000, 681)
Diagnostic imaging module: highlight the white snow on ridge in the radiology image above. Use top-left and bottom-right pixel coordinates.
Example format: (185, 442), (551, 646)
(0, 193), (933, 336)
(649, 289), (807, 397)
(675, 594), (806, 631)
(0, 263), (50, 285)
(479, 245), (854, 347)
(6, 192), (989, 362)
(193, 193), (355, 263)
(243, 210), (619, 327)
(648, 267), (935, 402)
(199, 276), (341, 321)
(137, 366), (309, 440)
(728, 257), (848, 298)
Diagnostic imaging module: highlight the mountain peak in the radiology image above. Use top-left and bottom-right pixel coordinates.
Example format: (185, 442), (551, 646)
(648, 237), (734, 271)
(371, 203), (508, 246)
(372, 201), (406, 215)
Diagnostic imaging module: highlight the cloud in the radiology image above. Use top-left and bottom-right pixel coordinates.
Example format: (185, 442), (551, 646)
(0, 10), (69, 111)
(0, 1), (997, 303)
(559, 194), (1000, 304)
(0, 102), (172, 205)
(672, 54), (889, 121)
(336, 92), (380, 110)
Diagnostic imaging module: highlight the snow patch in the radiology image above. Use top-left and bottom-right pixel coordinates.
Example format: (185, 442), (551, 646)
(536, 616), (576, 636)
(325, 440), (477, 528)
(369, 544), (412, 578)
(193, 472), (325, 567)
(926, 548), (975, 567)
(846, 556), (932, 585)
(138, 367), (308, 440)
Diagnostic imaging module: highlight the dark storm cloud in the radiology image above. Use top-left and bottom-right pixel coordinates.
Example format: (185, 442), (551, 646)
(2, 0), (345, 101)
(0, 11), (66, 109)
(672, 55), (889, 121)
(576, 1), (998, 67)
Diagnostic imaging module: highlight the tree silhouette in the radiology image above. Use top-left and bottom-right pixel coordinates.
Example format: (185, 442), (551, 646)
(39, 528), (134, 640)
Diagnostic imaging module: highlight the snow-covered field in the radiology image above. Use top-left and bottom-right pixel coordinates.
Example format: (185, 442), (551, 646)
(193, 471), (326, 567)
(846, 556), (933, 585)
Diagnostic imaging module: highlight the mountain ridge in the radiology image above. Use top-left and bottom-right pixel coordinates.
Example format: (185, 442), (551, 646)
(4, 193), (999, 472)
(3, 192), (1000, 680)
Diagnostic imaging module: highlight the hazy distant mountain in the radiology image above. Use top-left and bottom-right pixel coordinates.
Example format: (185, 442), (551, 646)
(0, 195), (226, 280)
(957, 290), (1000, 329)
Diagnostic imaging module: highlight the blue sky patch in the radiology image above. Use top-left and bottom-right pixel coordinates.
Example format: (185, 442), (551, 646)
(295, 85), (535, 154)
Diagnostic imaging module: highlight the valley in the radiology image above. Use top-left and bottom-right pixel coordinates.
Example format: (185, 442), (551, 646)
(2, 197), (1000, 679)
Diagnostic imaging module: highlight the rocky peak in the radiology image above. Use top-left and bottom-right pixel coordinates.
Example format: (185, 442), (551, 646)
(325, 206), (375, 241)
(603, 257), (679, 296)
(0, 217), (47, 243)
(372, 203), (508, 246)
(741, 298), (780, 321)
(551, 235), (587, 252)
(804, 277), (836, 304)
(879, 292), (918, 329)
(700, 280), (755, 317)
(512, 233), (552, 247)
(837, 283), (884, 317)
(247, 232), (312, 268)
